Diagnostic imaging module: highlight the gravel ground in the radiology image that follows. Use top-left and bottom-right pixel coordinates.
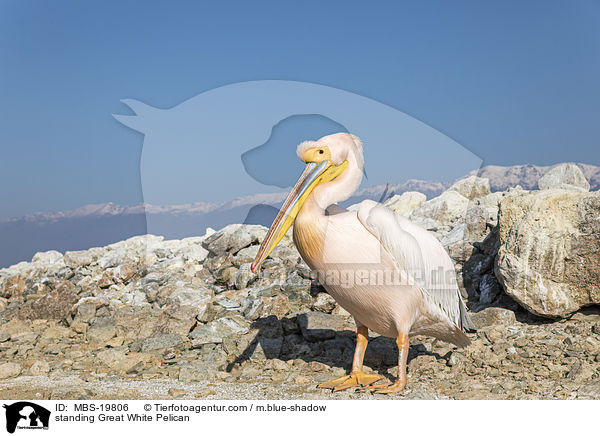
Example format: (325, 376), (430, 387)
(0, 375), (447, 400)
(2, 307), (599, 401)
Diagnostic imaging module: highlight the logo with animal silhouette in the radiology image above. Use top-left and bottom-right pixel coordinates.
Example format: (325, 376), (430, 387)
(113, 80), (482, 241)
(2, 402), (50, 433)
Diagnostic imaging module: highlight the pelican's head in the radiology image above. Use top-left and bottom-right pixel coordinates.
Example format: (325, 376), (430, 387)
(251, 133), (363, 272)
(296, 132), (363, 167)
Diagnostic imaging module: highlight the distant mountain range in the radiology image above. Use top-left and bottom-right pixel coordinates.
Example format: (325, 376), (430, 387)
(0, 179), (447, 226)
(469, 162), (600, 191)
(1, 162), (598, 268)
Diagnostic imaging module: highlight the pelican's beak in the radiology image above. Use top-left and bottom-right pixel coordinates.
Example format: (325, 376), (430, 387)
(251, 159), (348, 273)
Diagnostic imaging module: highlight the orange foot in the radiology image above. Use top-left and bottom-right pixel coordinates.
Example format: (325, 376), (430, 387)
(317, 371), (383, 392)
(360, 379), (407, 394)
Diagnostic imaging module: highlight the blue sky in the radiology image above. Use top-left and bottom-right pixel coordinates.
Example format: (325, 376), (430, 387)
(1, 1), (599, 219)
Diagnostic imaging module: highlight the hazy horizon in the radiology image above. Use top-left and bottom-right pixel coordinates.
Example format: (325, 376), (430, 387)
(2, 159), (599, 222)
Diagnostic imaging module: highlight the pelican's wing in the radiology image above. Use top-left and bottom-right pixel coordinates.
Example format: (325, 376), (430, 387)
(357, 200), (473, 332)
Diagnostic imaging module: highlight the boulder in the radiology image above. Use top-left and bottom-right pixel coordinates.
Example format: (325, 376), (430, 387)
(202, 224), (266, 256)
(178, 362), (218, 382)
(32, 250), (64, 266)
(115, 308), (159, 340)
(158, 236), (210, 264)
(74, 303), (96, 323)
(29, 360), (51, 376)
(495, 189), (600, 317)
(312, 292), (336, 313)
(448, 176), (491, 200)
(97, 254), (121, 270)
(168, 286), (212, 307)
(233, 245), (259, 266)
(0, 362), (22, 379)
(440, 223), (466, 247)
(120, 290), (148, 306)
(464, 205), (490, 241)
(189, 315), (250, 345)
(0, 274), (26, 298)
(19, 283), (79, 320)
(96, 349), (155, 373)
(474, 192), (503, 227)
(41, 325), (72, 340)
(234, 263), (254, 290)
(537, 163), (590, 192)
(87, 316), (117, 344)
(383, 191), (426, 217)
(141, 334), (183, 352)
(64, 250), (94, 268)
(409, 190), (469, 230)
(114, 262), (138, 282)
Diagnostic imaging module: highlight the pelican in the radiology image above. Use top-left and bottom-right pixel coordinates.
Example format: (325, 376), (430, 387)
(251, 133), (473, 393)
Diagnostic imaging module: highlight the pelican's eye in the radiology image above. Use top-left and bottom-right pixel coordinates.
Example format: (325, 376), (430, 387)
(301, 146), (330, 163)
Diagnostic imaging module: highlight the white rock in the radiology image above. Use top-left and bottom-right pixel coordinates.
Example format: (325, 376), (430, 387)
(441, 223), (466, 247)
(169, 287), (212, 307)
(98, 255), (121, 270)
(179, 244), (209, 263)
(164, 257), (185, 271)
(235, 245), (259, 263)
(448, 175), (491, 200)
(496, 189), (600, 317)
(31, 250), (64, 265)
(409, 190), (469, 229)
(0, 362), (22, 379)
(537, 163), (590, 192)
(120, 290), (148, 306)
(202, 224), (267, 256)
(64, 250), (94, 268)
(141, 252), (158, 266)
(189, 316), (249, 344)
(29, 360), (50, 376)
(234, 263), (255, 290)
(475, 192), (503, 225)
(477, 192), (503, 210)
(181, 236), (206, 244)
(384, 191), (426, 217)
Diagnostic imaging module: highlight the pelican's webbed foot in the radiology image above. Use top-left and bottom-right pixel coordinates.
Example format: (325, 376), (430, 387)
(317, 371), (382, 392)
(359, 378), (407, 394)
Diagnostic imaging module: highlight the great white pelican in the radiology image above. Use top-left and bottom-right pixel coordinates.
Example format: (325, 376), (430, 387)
(251, 133), (473, 393)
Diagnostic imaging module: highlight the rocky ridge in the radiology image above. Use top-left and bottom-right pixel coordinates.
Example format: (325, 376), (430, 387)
(1, 164), (599, 400)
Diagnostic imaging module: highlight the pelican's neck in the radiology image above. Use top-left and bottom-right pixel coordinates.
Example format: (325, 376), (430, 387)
(293, 197), (328, 268)
(293, 154), (363, 267)
(310, 152), (364, 212)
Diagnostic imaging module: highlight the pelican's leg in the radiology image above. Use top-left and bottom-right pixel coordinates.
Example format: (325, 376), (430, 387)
(317, 325), (382, 392)
(361, 332), (409, 394)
